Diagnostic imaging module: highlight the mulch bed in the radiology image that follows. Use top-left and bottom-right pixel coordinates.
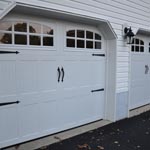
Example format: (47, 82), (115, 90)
(37, 111), (150, 150)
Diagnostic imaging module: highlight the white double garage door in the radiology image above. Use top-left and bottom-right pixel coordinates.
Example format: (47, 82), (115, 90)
(0, 20), (105, 147)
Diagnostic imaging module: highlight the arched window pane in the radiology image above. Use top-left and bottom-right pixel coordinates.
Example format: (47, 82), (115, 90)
(95, 42), (101, 49)
(67, 39), (75, 47)
(140, 46), (144, 52)
(14, 22), (27, 32)
(0, 33), (12, 44)
(140, 40), (144, 45)
(86, 31), (93, 39)
(135, 39), (139, 44)
(15, 34), (27, 45)
(67, 30), (75, 37)
(43, 25), (53, 35)
(86, 41), (93, 49)
(135, 46), (139, 52)
(77, 30), (84, 38)
(30, 35), (41, 45)
(131, 46), (134, 52)
(43, 37), (53, 46)
(77, 40), (84, 48)
(29, 23), (41, 34)
(95, 33), (101, 40)
(0, 22), (12, 31)
(132, 38), (135, 44)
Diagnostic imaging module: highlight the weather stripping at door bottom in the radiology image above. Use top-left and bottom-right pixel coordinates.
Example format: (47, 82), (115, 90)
(0, 101), (20, 107)
(0, 50), (19, 54)
(91, 88), (104, 93)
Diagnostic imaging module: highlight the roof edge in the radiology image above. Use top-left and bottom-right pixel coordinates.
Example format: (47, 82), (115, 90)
(0, 1), (16, 20)
(136, 28), (150, 36)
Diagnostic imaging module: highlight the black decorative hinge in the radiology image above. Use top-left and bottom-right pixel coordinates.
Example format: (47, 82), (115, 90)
(0, 51), (19, 54)
(91, 88), (104, 93)
(92, 54), (105, 57)
(0, 101), (20, 107)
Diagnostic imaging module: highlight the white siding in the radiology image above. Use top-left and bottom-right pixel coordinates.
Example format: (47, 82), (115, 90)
(4, 0), (150, 92)
(0, 0), (15, 19)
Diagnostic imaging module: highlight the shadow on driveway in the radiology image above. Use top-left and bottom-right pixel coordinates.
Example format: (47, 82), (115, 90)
(37, 111), (150, 150)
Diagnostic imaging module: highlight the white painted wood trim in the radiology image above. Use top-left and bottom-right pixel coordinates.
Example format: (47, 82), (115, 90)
(0, 1), (16, 20)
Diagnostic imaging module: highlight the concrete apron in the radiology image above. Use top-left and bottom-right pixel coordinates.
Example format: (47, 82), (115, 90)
(3, 120), (111, 150)
(4, 104), (150, 150)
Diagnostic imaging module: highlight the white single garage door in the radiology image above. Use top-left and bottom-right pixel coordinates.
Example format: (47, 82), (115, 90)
(0, 18), (105, 148)
(130, 37), (150, 110)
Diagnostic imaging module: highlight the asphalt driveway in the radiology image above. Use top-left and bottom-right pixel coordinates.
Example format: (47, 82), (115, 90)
(37, 111), (150, 150)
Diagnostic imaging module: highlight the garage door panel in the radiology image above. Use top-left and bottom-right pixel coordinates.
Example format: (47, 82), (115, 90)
(18, 93), (38, 105)
(62, 60), (92, 87)
(17, 54), (59, 140)
(130, 86), (149, 109)
(19, 103), (40, 138)
(40, 101), (58, 133)
(0, 106), (19, 144)
(0, 55), (19, 146)
(61, 86), (91, 100)
(57, 93), (100, 129)
(131, 54), (146, 60)
(38, 91), (59, 103)
(131, 79), (149, 87)
(37, 60), (57, 92)
(62, 58), (105, 90)
(131, 61), (145, 79)
(17, 61), (38, 93)
(90, 59), (105, 86)
(0, 60), (16, 95)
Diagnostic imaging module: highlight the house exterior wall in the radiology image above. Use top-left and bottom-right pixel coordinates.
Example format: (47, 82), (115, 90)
(0, 0), (150, 148)
(0, 0), (150, 120)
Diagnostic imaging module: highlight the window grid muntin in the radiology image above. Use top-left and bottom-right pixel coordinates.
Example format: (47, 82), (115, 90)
(66, 29), (102, 50)
(0, 21), (54, 47)
(131, 38), (144, 53)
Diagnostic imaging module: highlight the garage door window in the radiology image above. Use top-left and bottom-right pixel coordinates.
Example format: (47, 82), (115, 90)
(131, 38), (144, 52)
(0, 21), (54, 47)
(66, 29), (102, 50)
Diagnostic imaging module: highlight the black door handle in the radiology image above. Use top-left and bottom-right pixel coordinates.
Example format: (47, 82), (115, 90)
(0, 51), (19, 54)
(57, 67), (61, 82)
(0, 101), (20, 107)
(61, 67), (65, 82)
(145, 65), (149, 74)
